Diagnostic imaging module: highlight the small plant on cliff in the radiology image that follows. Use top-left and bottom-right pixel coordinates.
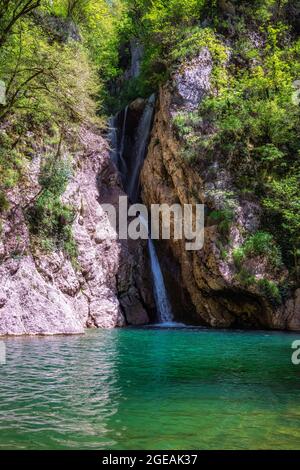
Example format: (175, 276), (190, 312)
(27, 155), (77, 263)
(256, 278), (281, 305)
(173, 111), (210, 162)
(233, 231), (282, 268)
(209, 208), (235, 239)
(0, 191), (9, 213)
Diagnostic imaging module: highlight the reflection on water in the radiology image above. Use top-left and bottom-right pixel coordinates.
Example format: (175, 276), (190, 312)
(0, 327), (300, 450)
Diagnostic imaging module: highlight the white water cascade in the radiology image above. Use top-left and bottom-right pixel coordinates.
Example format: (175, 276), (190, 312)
(108, 108), (128, 178)
(148, 238), (174, 324)
(109, 95), (176, 325)
(139, 215), (174, 324)
(119, 105), (128, 176)
(127, 94), (156, 203)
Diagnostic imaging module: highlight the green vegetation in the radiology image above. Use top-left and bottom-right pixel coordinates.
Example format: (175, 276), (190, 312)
(233, 230), (283, 304)
(0, 0), (299, 284)
(256, 278), (281, 304)
(0, 0), (123, 260)
(233, 231), (282, 269)
(0, 190), (9, 213)
(209, 208), (235, 239)
(26, 155), (77, 262)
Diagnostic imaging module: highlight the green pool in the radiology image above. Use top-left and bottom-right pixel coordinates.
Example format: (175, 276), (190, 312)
(0, 326), (299, 449)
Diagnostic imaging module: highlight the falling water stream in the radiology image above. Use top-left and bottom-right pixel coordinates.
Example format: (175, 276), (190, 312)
(147, 237), (175, 324)
(127, 94), (156, 203)
(108, 94), (174, 324)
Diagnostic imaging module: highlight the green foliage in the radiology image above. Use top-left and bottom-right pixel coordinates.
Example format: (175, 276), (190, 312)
(191, 25), (300, 275)
(263, 173), (300, 275)
(0, 0), (107, 246)
(0, 190), (9, 213)
(233, 231), (282, 268)
(115, 0), (206, 98)
(234, 267), (282, 304)
(256, 278), (281, 304)
(39, 154), (72, 194)
(0, 0), (41, 47)
(0, 21), (99, 126)
(27, 155), (77, 262)
(210, 208), (235, 238)
(173, 111), (204, 162)
(233, 231), (283, 304)
(171, 27), (228, 90)
(235, 267), (256, 288)
(0, 128), (24, 190)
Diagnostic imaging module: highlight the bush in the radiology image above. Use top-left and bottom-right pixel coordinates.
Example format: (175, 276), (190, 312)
(210, 208), (235, 238)
(27, 155), (77, 263)
(256, 278), (282, 304)
(0, 191), (9, 213)
(233, 231), (282, 268)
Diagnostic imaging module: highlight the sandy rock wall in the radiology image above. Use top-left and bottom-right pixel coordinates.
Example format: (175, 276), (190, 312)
(141, 53), (300, 330)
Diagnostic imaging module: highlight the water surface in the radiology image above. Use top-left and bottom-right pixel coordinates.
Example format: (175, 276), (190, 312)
(0, 327), (299, 449)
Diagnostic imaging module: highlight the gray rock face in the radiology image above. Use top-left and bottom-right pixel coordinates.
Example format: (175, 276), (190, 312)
(0, 257), (84, 335)
(174, 48), (212, 110)
(0, 128), (151, 336)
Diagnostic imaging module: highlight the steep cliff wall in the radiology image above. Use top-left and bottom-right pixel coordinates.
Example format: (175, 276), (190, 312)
(0, 127), (150, 335)
(141, 51), (300, 330)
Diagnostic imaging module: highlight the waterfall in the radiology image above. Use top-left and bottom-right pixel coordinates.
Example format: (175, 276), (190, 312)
(148, 239), (174, 324)
(108, 107), (128, 180)
(107, 116), (118, 166)
(108, 94), (176, 325)
(139, 215), (174, 324)
(127, 94), (155, 203)
(119, 106), (128, 177)
(124, 38), (143, 80)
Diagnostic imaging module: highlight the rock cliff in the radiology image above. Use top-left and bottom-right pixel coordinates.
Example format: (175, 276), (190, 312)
(141, 51), (300, 330)
(0, 127), (150, 335)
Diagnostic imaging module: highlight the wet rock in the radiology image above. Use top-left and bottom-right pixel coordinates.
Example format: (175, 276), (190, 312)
(120, 288), (149, 325)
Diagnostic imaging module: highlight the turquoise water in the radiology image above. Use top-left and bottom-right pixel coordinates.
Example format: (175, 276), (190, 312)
(0, 326), (300, 450)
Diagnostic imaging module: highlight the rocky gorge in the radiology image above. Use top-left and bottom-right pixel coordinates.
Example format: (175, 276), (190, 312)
(0, 125), (154, 335)
(141, 60), (300, 330)
(0, 0), (299, 336)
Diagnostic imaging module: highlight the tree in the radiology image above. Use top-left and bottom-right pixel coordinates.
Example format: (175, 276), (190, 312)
(0, 0), (41, 47)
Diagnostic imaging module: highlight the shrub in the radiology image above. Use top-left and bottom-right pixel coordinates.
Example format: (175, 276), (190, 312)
(0, 191), (9, 213)
(210, 208), (235, 238)
(256, 278), (282, 304)
(233, 231), (282, 268)
(232, 247), (245, 268)
(27, 155), (77, 264)
(235, 267), (256, 287)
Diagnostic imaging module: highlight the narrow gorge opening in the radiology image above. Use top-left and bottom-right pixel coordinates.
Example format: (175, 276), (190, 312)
(108, 94), (176, 326)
